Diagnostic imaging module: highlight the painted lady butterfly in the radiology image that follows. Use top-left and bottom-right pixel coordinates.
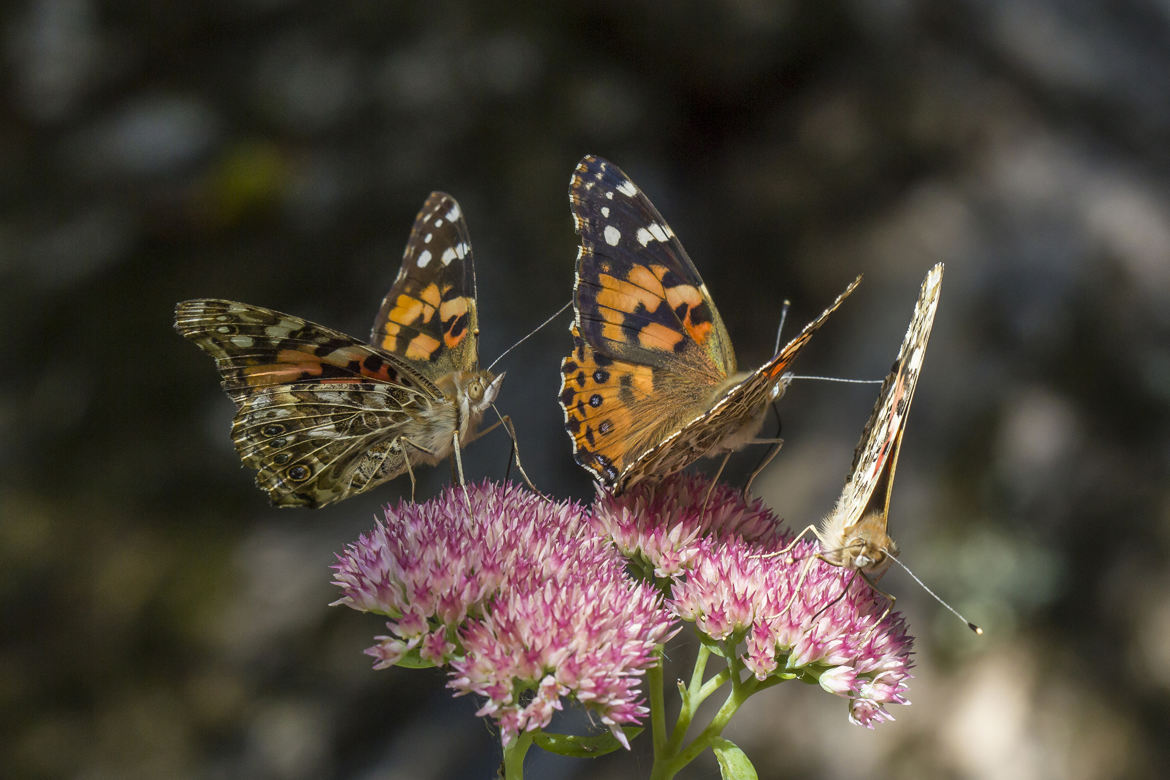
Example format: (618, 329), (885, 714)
(559, 155), (860, 495)
(815, 263), (943, 576)
(175, 192), (502, 508)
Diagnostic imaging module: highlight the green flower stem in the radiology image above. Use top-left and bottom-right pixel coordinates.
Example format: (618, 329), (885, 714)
(693, 666), (732, 708)
(650, 640), (783, 780)
(502, 730), (534, 779)
(649, 649), (667, 758)
(666, 681), (751, 776)
(667, 646), (727, 755)
(688, 643), (711, 695)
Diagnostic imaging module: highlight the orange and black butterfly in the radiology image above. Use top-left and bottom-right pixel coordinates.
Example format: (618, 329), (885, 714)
(559, 155), (858, 495)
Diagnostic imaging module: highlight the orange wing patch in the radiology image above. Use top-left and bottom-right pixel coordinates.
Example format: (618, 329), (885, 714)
(380, 283), (471, 359)
(439, 295), (471, 349)
(404, 332), (441, 361)
(578, 261), (721, 361)
(661, 277), (713, 347)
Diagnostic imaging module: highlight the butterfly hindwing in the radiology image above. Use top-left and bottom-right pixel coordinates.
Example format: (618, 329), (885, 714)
(560, 325), (708, 484)
(232, 384), (423, 508)
(176, 299), (438, 507)
(371, 192), (479, 375)
(846, 263), (943, 521)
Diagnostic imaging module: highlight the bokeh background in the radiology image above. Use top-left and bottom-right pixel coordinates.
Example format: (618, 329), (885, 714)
(5, 1), (1170, 778)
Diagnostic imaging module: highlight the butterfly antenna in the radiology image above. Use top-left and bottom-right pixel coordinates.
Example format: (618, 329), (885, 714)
(486, 301), (572, 372)
(885, 553), (983, 635)
(772, 299), (791, 355)
(788, 375), (884, 385)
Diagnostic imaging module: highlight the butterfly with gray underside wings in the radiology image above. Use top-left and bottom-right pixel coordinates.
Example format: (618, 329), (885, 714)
(815, 263), (944, 576)
(174, 193), (502, 508)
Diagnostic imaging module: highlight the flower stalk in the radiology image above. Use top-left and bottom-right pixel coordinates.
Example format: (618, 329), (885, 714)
(502, 731), (534, 779)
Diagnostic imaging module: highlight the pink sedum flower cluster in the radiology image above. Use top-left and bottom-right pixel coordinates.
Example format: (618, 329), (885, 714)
(332, 481), (678, 746)
(334, 474), (916, 741)
(604, 474), (915, 728)
(672, 534), (914, 727)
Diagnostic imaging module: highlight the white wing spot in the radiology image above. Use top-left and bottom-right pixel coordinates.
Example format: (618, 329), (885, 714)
(455, 242), (468, 259)
(605, 191), (614, 200)
(604, 225), (621, 246)
(417, 249), (433, 267)
(216, 325), (231, 333)
(616, 180), (637, 197)
(441, 247), (457, 264)
(231, 335), (254, 348)
(446, 203), (461, 222)
(434, 219), (444, 227)
(601, 206), (610, 217)
(424, 232), (433, 243)
(636, 227), (652, 246)
(648, 223), (669, 242)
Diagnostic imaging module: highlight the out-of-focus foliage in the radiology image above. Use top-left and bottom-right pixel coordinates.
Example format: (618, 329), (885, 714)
(4, 1), (1168, 778)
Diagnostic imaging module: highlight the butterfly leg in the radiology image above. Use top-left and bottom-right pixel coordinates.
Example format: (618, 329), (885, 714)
(859, 570), (896, 625)
(809, 568), (857, 625)
(450, 431), (473, 512)
(490, 407), (546, 499)
(766, 553), (817, 623)
(397, 437), (444, 502)
(401, 445), (419, 501)
(743, 438), (785, 500)
(753, 524), (817, 562)
(756, 525), (823, 622)
(700, 453), (734, 518)
(836, 572), (898, 665)
(743, 401), (785, 499)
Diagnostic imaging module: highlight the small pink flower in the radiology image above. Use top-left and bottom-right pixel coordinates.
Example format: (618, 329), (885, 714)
(333, 481), (678, 746)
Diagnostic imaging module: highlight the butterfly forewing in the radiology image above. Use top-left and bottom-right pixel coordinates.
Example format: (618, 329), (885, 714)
(371, 192), (480, 375)
(175, 299), (434, 399)
(569, 155), (735, 379)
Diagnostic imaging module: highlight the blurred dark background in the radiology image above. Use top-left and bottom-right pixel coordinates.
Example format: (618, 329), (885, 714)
(5, 1), (1170, 778)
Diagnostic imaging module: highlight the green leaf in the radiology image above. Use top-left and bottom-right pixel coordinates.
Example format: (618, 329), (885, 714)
(532, 727), (643, 758)
(699, 633), (728, 658)
(712, 737), (758, 780)
(392, 647), (437, 669)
